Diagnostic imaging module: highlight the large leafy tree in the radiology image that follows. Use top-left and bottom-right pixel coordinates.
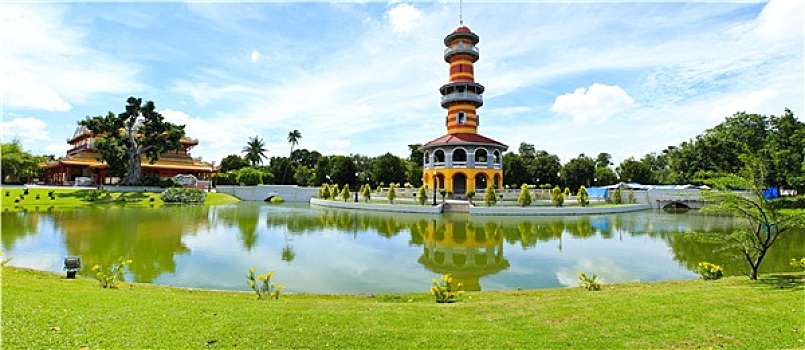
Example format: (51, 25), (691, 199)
(1, 140), (45, 183)
(219, 154), (249, 173)
(594, 166), (618, 186)
(561, 154), (595, 193)
(329, 155), (358, 188)
(281, 130), (302, 184)
(373, 153), (407, 186)
(242, 136), (267, 167)
(531, 150), (562, 187)
(80, 97), (184, 185)
(766, 109), (805, 192)
(699, 157), (804, 280)
(502, 153), (529, 187)
(616, 157), (653, 184)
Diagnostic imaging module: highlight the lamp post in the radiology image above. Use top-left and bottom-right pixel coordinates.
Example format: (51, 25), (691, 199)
(432, 172), (438, 206)
(354, 172), (359, 202)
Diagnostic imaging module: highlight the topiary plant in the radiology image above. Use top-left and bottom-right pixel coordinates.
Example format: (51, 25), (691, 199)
(517, 184), (532, 207)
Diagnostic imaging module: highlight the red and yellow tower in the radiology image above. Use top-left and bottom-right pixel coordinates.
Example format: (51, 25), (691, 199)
(421, 24), (508, 198)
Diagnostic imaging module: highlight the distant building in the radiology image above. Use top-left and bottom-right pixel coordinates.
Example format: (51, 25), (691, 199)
(42, 125), (216, 186)
(421, 23), (508, 197)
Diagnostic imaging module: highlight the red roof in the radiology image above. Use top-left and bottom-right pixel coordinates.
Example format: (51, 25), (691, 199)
(422, 133), (507, 149)
(454, 26), (472, 33)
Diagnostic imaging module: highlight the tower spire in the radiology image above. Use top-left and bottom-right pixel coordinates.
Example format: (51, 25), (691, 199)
(459, 0), (463, 25)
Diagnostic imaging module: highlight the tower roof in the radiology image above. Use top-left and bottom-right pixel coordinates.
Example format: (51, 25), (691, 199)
(421, 133), (508, 150)
(444, 26), (479, 46)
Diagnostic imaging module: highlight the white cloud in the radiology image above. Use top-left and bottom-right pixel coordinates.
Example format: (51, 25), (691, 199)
(708, 89), (779, 120)
(161, 109), (254, 163)
(327, 140), (350, 149)
(250, 50), (260, 63)
(1, 4), (142, 111)
(386, 3), (422, 34)
(551, 83), (634, 123)
(1, 118), (49, 142)
(44, 143), (70, 157)
(748, 0), (803, 42)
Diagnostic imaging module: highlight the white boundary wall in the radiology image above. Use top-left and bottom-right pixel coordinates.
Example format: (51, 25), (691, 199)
(216, 185), (319, 202)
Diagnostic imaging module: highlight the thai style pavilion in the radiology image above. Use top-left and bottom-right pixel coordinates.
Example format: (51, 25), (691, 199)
(421, 23), (508, 198)
(42, 125), (216, 186)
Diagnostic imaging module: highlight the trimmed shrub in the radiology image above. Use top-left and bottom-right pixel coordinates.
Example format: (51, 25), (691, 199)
(160, 188), (206, 203)
(236, 168), (263, 186)
(484, 184), (497, 206)
(551, 186), (564, 207)
(517, 184), (532, 207)
(577, 185), (590, 207)
(417, 185), (428, 205)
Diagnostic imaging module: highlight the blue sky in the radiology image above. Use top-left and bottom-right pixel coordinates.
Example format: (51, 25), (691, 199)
(2, 1), (802, 166)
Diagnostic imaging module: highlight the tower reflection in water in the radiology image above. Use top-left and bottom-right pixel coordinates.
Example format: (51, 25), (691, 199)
(418, 219), (509, 291)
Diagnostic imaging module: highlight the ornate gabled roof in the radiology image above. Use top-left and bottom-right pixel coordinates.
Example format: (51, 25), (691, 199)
(421, 133), (507, 150)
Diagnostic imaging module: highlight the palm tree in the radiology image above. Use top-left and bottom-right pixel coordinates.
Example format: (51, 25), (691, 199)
(242, 136), (267, 167)
(281, 130), (302, 184)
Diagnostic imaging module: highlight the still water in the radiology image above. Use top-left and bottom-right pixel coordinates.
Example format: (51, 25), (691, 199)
(2, 202), (802, 293)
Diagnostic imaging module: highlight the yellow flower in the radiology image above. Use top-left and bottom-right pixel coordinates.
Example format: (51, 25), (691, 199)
(125, 259), (133, 264)
(268, 271), (274, 278)
(91, 264), (99, 272)
(249, 267), (256, 273)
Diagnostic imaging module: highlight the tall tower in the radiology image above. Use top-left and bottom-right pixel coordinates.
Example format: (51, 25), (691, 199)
(421, 23), (508, 198)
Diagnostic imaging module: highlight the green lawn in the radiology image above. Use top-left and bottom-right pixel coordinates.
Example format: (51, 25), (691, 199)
(2, 267), (802, 349)
(0, 187), (239, 212)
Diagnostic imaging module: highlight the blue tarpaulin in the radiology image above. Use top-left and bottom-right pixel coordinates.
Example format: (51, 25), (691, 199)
(586, 187), (608, 198)
(762, 187), (779, 199)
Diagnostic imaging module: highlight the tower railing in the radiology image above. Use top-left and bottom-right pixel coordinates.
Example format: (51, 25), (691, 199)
(444, 45), (479, 61)
(441, 92), (483, 106)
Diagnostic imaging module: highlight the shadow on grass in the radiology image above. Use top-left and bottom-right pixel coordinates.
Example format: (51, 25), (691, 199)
(757, 273), (804, 290)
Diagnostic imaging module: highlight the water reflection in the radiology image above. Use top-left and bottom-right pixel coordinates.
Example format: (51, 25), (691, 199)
(1, 203), (802, 293)
(418, 219), (509, 291)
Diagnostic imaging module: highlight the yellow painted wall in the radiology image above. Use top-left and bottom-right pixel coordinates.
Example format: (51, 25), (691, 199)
(423, 168), (502, 194)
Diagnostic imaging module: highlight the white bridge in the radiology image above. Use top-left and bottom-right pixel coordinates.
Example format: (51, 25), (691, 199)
(216, 185), (319, 202)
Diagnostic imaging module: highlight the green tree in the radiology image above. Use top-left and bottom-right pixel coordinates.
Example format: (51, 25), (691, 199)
(699, 157), (805, 280)
(595, 152), (613, 168)
(294, 165), (313, 186)
(594, 166), (618, 186)
(612, 188), (622, 204)
(242, 136), (268, 168)
(329, 156), (357, 188)
(531, 150), (562, 187)
(518, 142), (536, 158)
(1, 140), (43, 183)
(387, 183), (397, 204)
(373, 153), (407, 186)
(416, 185), (428, 205)
(617, 157), (653, 184)
(361, 184), (372, 202)
(483, 184), (497, 206)
(517, 184), (532, 207)
(219, 154), (248, 173)
(503, 153), (529, 187)
(561, 154), (595, 193)
(340, 185), (351, 202)
(577, 185), (590, 206)
(766, 109), (805, 192)
(281, 130), (302, 184)
(329, 184), (340, 200)
(80, 97), (185, 185)
(236, 168), (262, 186)
(550, 186), (564, 207)
(320, 183), (330, 199)
(407, 144), (424, 165)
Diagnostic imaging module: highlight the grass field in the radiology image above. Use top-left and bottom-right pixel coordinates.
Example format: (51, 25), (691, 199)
(0, 187), (239, 212)
(2, 267), (802, 349)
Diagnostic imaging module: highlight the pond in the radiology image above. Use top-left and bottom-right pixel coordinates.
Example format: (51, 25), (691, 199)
(2, 202), (802, 294)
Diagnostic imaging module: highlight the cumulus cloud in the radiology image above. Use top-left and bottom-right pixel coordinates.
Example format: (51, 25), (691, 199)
(551, 83), (634, 123)
(1, 117), (49, 142)
(161, 109), (252, 163)
(386, 3), (422, 34)
(2, 4), (141, 111)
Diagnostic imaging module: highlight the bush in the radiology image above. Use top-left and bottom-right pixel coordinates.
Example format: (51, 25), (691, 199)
(387, 183), (397, 204)
(330, 184), (340, 200)
(159, 177), (181, 188)
(577, 185), (590, 207)
(465, 189), (475, 204)
(261, 171), (275, 185)
(236, 168), (263, 186)
(484, 184), (497, 206)
(160, 188), (206, 203)
(320, 184), (330, 199)
(341, 185), (351, 202)
(577, 271), (602, 291)
(550, 186), (564, 207)
(141, 174), (160, 186)
(431, 274), (464, 303)
(361, 184), (372, 202)
(216, 172), (238, 185)
(245, 268), (283, 300)
(269, 196), (284, 204)
(612, 188), (622, 204)
(695, 262), (724, 280)
(417, 185), (428, 205)
(517, 184), (532, 207)
(91, 257), (132, 289)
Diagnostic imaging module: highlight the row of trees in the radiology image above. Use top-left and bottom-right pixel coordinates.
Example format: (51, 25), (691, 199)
(1, 140), (49, 184)
(503, 109), (804, 194)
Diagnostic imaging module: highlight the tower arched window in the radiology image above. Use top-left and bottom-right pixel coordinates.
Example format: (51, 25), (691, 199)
(434, 150), (445, 164)
(474, 149), (487, 163)
(424, 151), (430, 166)
(493, 150), (501, 164)
(457, 111), (467, 124)
(453, 148), (467, 163)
